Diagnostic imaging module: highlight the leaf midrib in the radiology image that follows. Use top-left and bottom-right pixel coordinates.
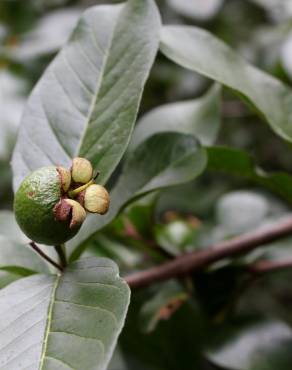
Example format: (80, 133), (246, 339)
(39, 275), (60, 369)
(75, 6), (121, 158)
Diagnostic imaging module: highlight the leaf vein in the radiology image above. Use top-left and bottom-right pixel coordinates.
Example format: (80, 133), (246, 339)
(55, 299), (118, 324)
(50, 330), (105, 352)
(45, 355), (75, 370)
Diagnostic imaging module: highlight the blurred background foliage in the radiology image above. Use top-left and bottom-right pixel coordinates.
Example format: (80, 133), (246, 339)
(2, 0), (292, 369)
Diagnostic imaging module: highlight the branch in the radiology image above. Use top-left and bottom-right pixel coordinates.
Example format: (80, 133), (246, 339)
(29, 241), (63, 272)
(249, 258), (292, 275)
(125, 217), (292, 289)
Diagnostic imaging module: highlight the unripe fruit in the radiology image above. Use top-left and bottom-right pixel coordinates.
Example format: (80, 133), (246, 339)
(71, 157), (93, 184)
(83, 184), (110, 214)
(14, 166), (86, 245)
(14, 157), (110, 246)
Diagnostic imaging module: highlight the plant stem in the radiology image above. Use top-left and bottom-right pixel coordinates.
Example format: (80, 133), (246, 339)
(55, 244), (67, 269)
(125, 216), (292, 289)
(68, 180), (94, 198)
(29, 241), (63, 272)
(249, 258), (292, 275)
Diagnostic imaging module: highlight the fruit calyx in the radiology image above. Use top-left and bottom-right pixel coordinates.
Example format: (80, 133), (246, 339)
(54, 157), (110, 225)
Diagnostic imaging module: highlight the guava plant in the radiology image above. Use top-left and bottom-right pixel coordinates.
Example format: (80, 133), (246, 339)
(3, 0), (292, 369)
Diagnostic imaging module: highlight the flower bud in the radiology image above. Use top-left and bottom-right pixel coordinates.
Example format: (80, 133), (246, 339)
(84, 184), (110, 214)
(57, 166), (71, 192)
(54, 198), (86, 228)
(71, 157), (93, 184)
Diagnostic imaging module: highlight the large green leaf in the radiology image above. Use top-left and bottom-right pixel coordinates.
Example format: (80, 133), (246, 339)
(0, 257), (130, 370)
(12, 0), (161, 191)
(69, 132), (207, 259)
(160, 26), (292, 142)
(129, 84), (221, 150)
(207, 146), (292, 203)
(206, 317), (292, 370)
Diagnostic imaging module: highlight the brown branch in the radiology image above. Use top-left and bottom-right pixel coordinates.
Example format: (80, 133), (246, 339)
(29, 241), (63, 272)
(249, 258), (292, 275)
(125, 217), (292, 289)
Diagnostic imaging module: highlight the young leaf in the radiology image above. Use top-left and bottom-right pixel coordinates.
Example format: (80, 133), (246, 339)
(160, 26), (292, 142)
(0, 257), (130, 370)
(68, 133), (207, 259)
(12, 0), (161, 191)
(207, 146), (292, 203)
(129, 84), (221, 150)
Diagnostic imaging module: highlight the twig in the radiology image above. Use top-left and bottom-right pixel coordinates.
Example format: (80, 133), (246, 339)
(29, 241), (63, 272)
(249, 258), (292, 275)
(125, 217), (292, 289)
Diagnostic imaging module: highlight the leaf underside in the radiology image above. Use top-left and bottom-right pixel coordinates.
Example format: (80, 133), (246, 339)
(0, 258), (130, 370)
(160, 25), (292, 143)
(12, 0), (161, 191)
(129, 83), (221, 150)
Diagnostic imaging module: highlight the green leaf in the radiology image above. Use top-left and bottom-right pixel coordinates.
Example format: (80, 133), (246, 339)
(0, 270), (23, 290)
(160, 26), (292, 142)
(0, 211), (51, 288)
(139, 281), (188, 333)
(12, 0), (161, 191)
(129, 84), (221, 150)
(216, 191), (269, 234)
(0, 71), (26, 160)
(0, 235), (50, 277)
(207, 146), (292, 203)
(69, 133), (207, 259)
(206, 317), (292, 370)
(166, 0), (223, 21)
(0, 257), (130, 370)
(0, 210), (28, 243)
(10, 9), (81, 60)
(90, 234), (141, 269)
(124, 194), (158, 239)
(120, 296), (207, 370)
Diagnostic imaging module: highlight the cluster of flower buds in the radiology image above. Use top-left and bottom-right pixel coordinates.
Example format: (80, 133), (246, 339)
(54, 157), (110, 228)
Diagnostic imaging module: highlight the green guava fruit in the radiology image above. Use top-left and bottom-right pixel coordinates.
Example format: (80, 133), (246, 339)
(14, 166), (83, 245)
